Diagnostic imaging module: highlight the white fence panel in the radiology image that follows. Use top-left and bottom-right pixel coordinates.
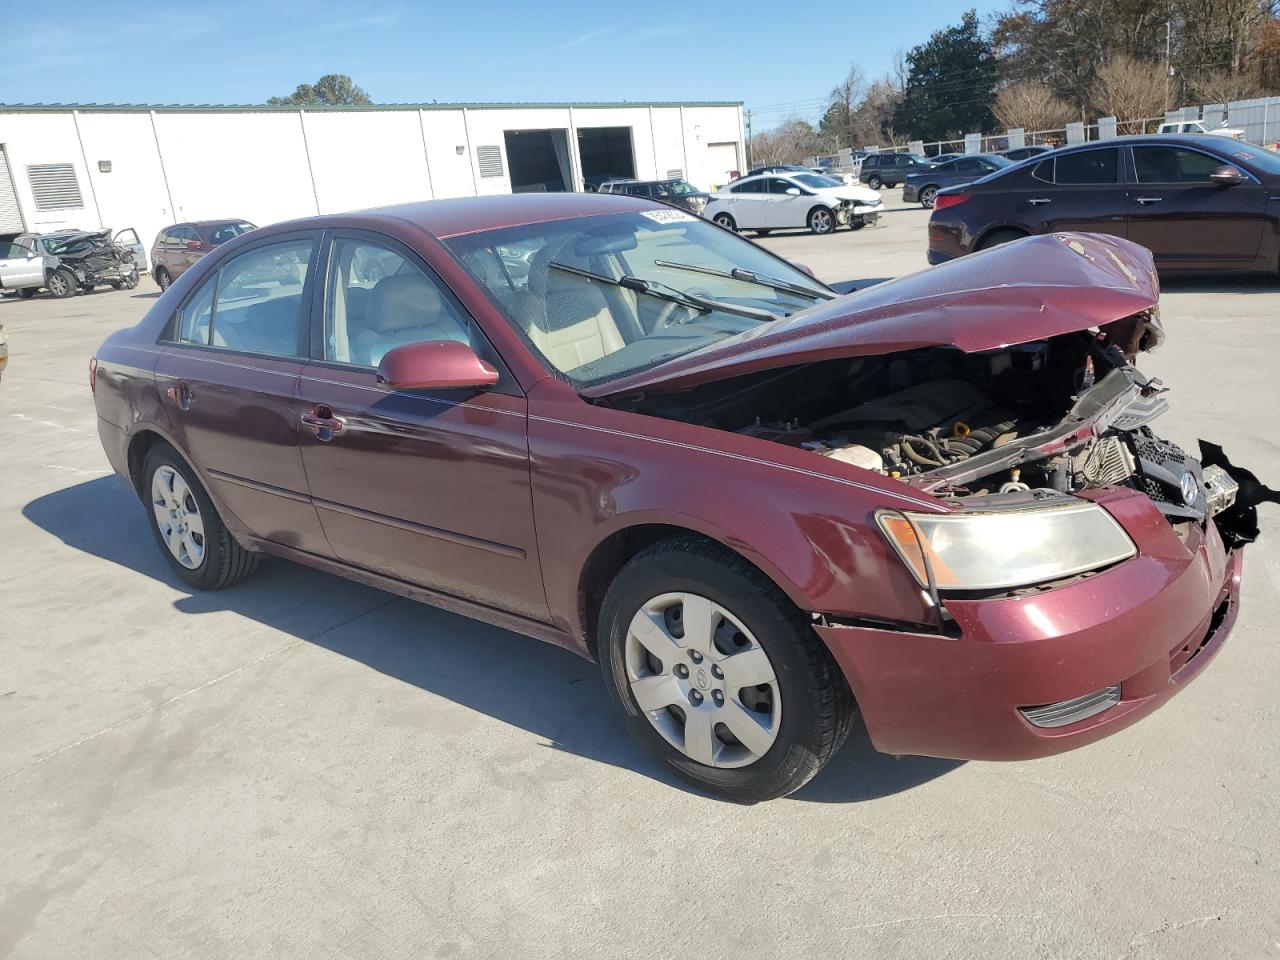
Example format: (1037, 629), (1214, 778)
(1097, 117), (1117, 139)
(1066, 122), (1085, 144)
(1006, 128), (1025, 149)
(963, 133), (981, 154)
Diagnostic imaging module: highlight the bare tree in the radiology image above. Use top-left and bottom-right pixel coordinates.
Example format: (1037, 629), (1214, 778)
(821, 65), (866, 149)
(993, 80), (1075, 131)
(1192, 68), (1264, 105)
(891, 46), (910, 94)
(1090, 55), (1169, 124)
(750, 118), (824, 165)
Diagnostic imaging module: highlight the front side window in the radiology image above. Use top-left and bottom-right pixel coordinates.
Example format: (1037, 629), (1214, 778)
(1053, 149), (1119, 185)
(324, 238), (471, 368)
(173, 238), (314, 355)
(1133, 146), (1223, 183)
(731, 179), (765, 194)
(444, 211), (829, 387)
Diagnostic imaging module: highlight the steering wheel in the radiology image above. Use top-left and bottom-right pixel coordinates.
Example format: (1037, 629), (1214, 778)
(653, 286), (714, 329)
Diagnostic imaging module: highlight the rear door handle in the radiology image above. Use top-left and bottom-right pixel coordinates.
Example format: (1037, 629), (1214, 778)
(1135, 196), (1163, 204)
(165, 381), (192, 410)
(1027, 198), (1052, 205)
(300, 405), (346, 440)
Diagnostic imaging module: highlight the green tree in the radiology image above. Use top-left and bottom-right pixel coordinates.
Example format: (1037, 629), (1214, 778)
(893, 10), (997, 140)
(268, 74), (372, 106)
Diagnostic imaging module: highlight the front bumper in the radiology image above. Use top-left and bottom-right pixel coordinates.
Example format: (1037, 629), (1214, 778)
(818, 492), (1243, 760)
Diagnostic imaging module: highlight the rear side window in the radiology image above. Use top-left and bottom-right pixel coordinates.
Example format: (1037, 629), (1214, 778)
(172, 238), (315, 356)
(731, 179), (765, 194)
(1052, 149), (1119, 184)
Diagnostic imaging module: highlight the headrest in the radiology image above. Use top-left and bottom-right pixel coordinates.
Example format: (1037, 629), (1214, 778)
(367, 273), (442, 333)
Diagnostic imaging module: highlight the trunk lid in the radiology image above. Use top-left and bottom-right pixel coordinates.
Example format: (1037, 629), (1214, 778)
(584, 232), (1159, 399)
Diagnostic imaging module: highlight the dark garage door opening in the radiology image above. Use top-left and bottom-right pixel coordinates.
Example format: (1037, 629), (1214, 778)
(577, 127), (636, 191)
(504, 129), (572, 193)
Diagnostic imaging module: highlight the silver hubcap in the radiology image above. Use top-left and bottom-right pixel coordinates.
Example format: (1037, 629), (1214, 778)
(151, 465), (205, 569)
(812, 211), (831, 232)
(625, 592), (781, 768)
(49, 275), (67, 295)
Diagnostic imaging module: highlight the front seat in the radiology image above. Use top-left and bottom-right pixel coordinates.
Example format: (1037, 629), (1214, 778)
(524, 245), (626, 370)
(352, 272), (468, 367)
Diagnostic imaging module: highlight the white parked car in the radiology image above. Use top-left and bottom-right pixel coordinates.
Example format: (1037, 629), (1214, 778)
(704, 172), (883, 235)
(1157, 119), (1245, 140)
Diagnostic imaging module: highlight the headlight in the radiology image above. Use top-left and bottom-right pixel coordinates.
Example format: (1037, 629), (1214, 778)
(876, 501), (1136, 591)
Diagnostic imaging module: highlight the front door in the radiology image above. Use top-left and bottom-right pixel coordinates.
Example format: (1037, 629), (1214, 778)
(113, 228), (147, 272)
(1126, 145), (1266, 265)
(154, 232), (332, 556)
(294, 232), (549, 621)
(1027, 146), (1129, 240)
(765, 177), (807, 228)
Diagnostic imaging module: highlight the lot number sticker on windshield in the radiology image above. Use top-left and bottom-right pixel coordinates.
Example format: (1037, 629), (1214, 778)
(640, 209), (697, 224)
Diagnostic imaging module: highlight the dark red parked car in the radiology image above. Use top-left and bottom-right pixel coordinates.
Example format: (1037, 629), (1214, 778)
(91, 194), (1266, 800)
(927, 135), (1280, 273)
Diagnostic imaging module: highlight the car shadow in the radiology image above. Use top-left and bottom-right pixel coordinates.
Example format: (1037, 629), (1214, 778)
(131, 292), (161, 300)
(1158, 274), (1279, 294)
(24, 476), (959, 804)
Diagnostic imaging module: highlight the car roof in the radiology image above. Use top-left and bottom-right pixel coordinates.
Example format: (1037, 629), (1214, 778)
(261, 193), (666, 240)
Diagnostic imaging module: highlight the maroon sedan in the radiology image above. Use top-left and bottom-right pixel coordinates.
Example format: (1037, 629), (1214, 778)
(91, 195), (1264, 800)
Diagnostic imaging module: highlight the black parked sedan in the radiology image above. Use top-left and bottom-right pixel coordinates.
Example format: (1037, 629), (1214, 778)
(903, 154), (1012, 207)
(1000, 145), (1053, 163)
(927, 135), (1280, 274)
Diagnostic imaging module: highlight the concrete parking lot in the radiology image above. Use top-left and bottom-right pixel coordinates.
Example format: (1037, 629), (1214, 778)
(2, 191), (1278, 959)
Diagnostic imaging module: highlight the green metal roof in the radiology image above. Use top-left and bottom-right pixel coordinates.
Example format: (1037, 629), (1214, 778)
(0, 100), (742, 114)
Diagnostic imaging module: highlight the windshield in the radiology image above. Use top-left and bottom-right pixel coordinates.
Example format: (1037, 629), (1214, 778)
(793, 173), (843, 189)
(1224, 141), (1280, 176)
(444, 210), (830, 388)
(656, 180), (698, 196)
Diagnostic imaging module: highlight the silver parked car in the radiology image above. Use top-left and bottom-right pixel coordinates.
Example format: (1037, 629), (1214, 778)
(0, 228), (143, 298)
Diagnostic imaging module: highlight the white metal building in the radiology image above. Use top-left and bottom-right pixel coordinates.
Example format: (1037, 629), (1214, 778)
(0, 101), (745, 260)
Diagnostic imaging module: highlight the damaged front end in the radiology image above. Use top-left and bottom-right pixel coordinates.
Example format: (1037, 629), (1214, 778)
(48, 230), (137, 289)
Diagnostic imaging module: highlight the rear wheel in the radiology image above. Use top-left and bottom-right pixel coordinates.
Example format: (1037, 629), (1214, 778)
(754, 229), (772, 237)
(143, 443), (259, 590)
(712, 212), (737, 232)
(598, 537), (856, 802)
(866, 174), (882, 189)
(978, 228), (1028, 251)
(46, 269), (76, 298)
(919, 186), (939, 208)
(154, 267), (171, 291)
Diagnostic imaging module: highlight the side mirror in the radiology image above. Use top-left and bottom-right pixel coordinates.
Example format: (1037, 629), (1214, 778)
(1209, 164), (1244, 186)
(376, 339), (499, 391)
(785, 187), (801, 196)
(186, 240), (203, 251)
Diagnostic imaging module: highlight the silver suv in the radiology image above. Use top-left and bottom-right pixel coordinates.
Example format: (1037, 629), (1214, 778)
(0, 228), (144, 299)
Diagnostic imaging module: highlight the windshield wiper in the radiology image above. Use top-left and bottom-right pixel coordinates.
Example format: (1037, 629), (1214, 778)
(653, 259), (834, 301)
(549, 262), (780, 322)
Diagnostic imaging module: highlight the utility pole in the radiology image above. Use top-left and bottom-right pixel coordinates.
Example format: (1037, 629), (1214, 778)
(1164, 19), (1172, 112)
(745, 110), (753, 169)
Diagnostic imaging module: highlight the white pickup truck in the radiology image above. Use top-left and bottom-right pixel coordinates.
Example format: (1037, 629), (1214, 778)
(1157, 119), (1246, 140)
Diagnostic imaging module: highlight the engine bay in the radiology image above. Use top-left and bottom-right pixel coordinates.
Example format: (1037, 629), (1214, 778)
(611, 327), (1245, 527)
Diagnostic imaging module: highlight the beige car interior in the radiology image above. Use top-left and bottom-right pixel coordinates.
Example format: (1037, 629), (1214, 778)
(522, 243), (628, 370)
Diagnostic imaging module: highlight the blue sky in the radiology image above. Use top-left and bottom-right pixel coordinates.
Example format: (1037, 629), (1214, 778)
(4, 0), (1008, 128)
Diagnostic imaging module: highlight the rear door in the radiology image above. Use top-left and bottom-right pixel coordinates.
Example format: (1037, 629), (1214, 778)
(294, 231), (548, 621)
(0, 237), (42, 288)
(154, 232), (332, 555)
(1126, 144), (1266, 265)
(169, 226), (202, 278)
(1025, 147), (1128, 239)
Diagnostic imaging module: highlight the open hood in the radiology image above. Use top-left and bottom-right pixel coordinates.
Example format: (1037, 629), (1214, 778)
(584, 232), (1159, 398)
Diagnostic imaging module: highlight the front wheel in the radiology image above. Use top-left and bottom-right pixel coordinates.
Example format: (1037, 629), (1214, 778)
(808, 207), (836, 235)
(712, 212), (737, 232)
(919, 186), (938, 208)
(143, 443), (259, 590)
(598, 537), (856, 802)
(46, 269), (77, 298)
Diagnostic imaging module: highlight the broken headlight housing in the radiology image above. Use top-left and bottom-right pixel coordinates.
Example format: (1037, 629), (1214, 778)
(876, 501), (1136, 592)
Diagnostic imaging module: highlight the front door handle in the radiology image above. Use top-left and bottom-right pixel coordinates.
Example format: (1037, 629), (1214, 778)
(300, 405), (346, 441)
(1135, 196), (1163, 204)
(1027, 198), (1052, 205)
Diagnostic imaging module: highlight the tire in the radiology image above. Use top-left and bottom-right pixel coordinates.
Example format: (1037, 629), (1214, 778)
(712, 212), (737, 232)
(46, 269), (77, 299)
(919, 186), (939, 208)
(808, 206), (836, 235)
(866, 174), (882, 190)
(142, 442), (259, 590)
(978, 228), (1028, 251)
(154, 267), (171, 291)
(754, 229), (772, 237)
(848, 219), (867, 231)
(597, 536), (856, 802)
(18, 288), (36, 299)
(122, 269), (139, 290)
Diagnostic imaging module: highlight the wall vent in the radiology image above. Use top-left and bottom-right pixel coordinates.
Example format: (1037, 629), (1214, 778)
(27, 163), (84, 211)
(476, 145), (504, 178)
(665, 168), (684, 179)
